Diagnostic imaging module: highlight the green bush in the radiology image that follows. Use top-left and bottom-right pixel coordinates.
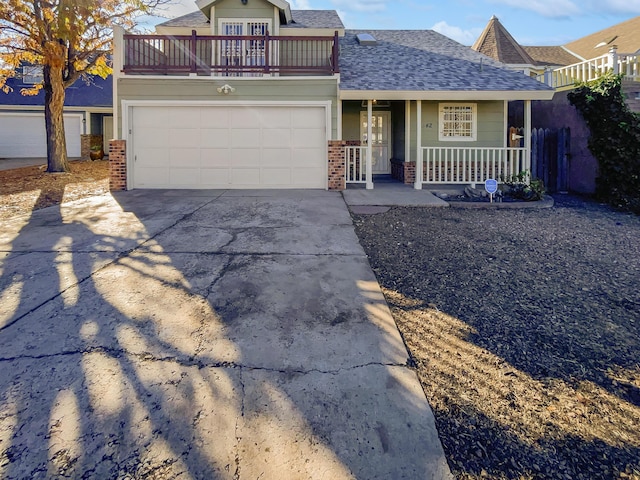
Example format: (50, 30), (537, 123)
(501, 171), (546, 201)
(567, 72), (640, 213)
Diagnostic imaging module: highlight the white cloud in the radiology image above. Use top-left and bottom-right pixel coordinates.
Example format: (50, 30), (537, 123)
(590, 0), (640, 14)
(155, 0), (198, 19)
(329, 0), (388, 13)
(289, 0), (312, 9)
(431, 21), (483, 45)
(490, 0), (581, 17)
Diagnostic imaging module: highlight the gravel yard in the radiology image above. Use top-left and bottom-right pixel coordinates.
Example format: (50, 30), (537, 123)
(351, 196), (640, 480)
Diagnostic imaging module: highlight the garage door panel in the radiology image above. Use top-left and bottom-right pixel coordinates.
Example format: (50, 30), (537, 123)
(135, 108), (170, 128)
(293, 129), (326, 149)
(263, 108), (292, 128)
(200, 108), (230, 128)
(232, 148), (261, 167)
(136, 128), (169, 149)
(135, 148), (169, 167)
(132, 105), (326, 189)
(231, 129), (260, 148)
(292, 109), (325, 128)
(171, 168), (201, 185)
(262, 129), (292, 148)
(201, 168), (230, 186)
(169, 108), (201, 128)
(262, 149), (292, 167)
(231, 168), (260, 185)
(292, 167), (325, 187)
(231, 109), (261, 128)
(136, 167), (170, 186)
(169, 129), (200, 149)
(262, 168), (292, 185)
(295, 149), (326, 168)
(170, 148), (201, 167)
(201, 149), (231, 167)
(201, 129), (230, 148)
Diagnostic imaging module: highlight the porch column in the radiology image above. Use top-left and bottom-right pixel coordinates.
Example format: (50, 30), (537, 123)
(366, 100), (374, 189)
(414, 100), (423, 190)
(503, 100), (509, 148)
(405, 100), (411, 163)
(524, 100), (532, 180)
(337, 100), (343, 140)
(609, 46), (619, 75)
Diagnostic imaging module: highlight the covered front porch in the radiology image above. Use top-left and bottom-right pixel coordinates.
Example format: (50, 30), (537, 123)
(338, 97), (533, 190)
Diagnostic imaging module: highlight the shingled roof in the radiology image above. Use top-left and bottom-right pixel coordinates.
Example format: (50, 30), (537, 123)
(522, 46), (580, 67)
(156, 10), (209, 28)
(564, 16), (640, 60)
(471, 16), (536, 66)
(283, 10), (344, 30)
(339, 30), (553, 96)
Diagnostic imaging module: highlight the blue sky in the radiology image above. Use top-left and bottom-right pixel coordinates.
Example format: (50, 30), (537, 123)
(153, 0), (640, 46)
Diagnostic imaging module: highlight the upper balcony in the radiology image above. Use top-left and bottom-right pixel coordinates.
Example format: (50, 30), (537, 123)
(535, 49), (640, 90)
(123, 30), (340, 77)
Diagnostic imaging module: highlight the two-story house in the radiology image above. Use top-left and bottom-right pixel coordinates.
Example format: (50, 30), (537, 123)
(110, 0), (554, 191)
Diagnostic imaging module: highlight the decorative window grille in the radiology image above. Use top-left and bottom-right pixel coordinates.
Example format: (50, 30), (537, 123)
(439, 103), (477, 141)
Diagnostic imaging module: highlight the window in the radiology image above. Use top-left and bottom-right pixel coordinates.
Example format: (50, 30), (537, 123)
(439, 103), (477, 141)
(22, 65), (43, 84)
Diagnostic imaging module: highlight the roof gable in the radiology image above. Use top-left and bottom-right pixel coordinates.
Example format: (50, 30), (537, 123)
(195, 0), (292, 23)
(472, 16), (536, 66)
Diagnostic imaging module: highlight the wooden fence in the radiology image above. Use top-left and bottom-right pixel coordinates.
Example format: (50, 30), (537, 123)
(510, 127), (571, 193)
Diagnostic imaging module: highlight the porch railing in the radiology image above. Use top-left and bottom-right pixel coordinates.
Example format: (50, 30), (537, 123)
(536, 52), (640, 89)
(123, 30), (340, 76)
(421, 147), (529, 184)
(345, 146), (368, 184)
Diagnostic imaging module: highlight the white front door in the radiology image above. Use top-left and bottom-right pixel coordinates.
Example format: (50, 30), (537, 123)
(360, 111), (391, 174)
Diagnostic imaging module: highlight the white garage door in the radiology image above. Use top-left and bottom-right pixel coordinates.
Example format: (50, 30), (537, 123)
(0, 113), (82, 158)
(131, 104), (327, 189)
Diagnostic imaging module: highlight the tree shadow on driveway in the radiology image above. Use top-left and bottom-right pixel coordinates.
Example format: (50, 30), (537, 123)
(0, 190), (450, 479)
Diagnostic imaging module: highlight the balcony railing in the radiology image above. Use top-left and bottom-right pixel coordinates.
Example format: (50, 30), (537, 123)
(123, 30), (340, 76)
(421, 147), (529, 184)
(536, 52), (640, 89)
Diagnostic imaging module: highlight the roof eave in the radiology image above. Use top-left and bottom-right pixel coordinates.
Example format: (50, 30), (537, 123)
(196, 0), (291, 22)
(339, 90), (555, 101)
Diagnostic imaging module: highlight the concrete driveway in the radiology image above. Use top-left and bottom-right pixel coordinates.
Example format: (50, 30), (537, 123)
(0, 190), (451, 479)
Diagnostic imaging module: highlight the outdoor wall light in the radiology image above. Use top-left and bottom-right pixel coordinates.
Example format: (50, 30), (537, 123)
(241, 0), (248, 4)
(217, 84), (235, 94)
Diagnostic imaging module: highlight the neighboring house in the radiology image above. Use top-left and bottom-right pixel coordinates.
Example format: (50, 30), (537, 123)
(473, 15), (640, 86)
(473, 15), (640, 194)
(472, 15), (581, 76)
(110, 0), (554, 191)
(0, 66), (113, 159)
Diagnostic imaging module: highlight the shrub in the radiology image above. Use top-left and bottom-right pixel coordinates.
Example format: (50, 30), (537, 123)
(567, 72), (640, 213)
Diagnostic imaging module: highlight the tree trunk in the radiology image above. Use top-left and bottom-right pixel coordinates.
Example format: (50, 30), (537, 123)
(43, 60), (70, 173)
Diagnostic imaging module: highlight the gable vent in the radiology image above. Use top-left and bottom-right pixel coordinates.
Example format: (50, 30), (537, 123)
(356, 33), (377, 46)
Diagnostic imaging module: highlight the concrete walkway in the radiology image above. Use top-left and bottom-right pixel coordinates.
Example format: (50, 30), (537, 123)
(342, 182), (449, 208)
(0, 190), (452, 479)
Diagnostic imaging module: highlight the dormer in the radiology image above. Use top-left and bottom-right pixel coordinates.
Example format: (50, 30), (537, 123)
(196, 0), (292, 35)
